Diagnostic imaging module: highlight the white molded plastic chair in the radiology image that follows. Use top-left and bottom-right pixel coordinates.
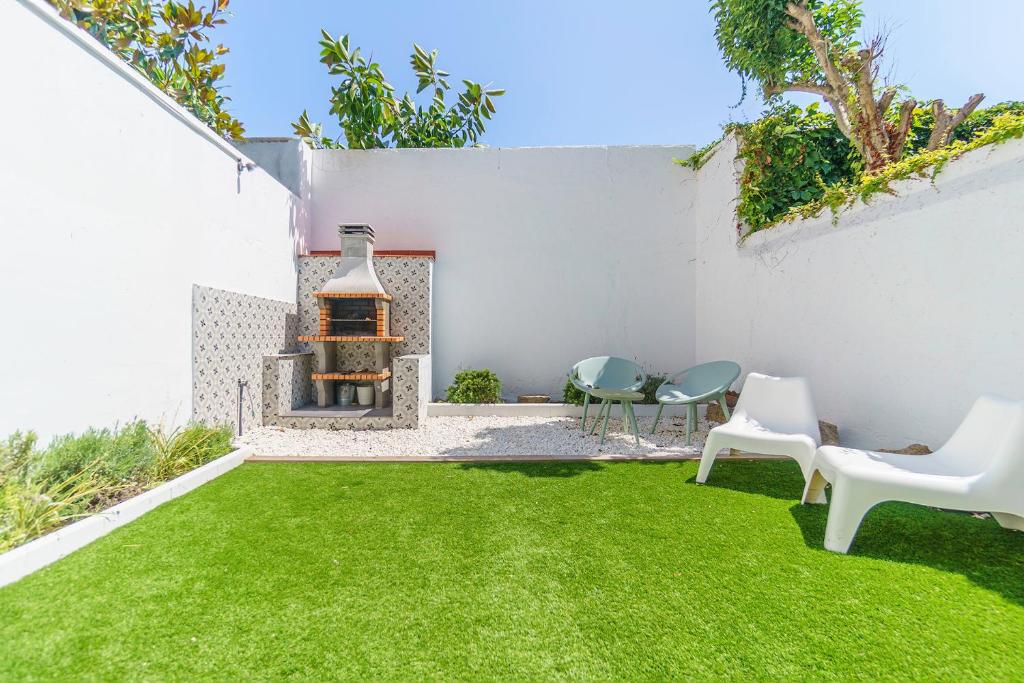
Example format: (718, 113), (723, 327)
(697, 373), (823, 501)
(802, 394), (1024, 553)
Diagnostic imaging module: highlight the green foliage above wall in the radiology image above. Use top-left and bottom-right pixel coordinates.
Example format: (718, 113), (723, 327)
(778, 111), (1024, 228)
(47, 0), (245, 139)
(293, 32), (504, 149)
(680, 102), (1024, 236)
(731, 103), (857, 232)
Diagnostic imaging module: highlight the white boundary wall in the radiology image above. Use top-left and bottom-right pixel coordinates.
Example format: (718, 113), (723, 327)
(0, 1), (305, 439)
(309, 146), (697, 399)
(695, 135), (1024, 448)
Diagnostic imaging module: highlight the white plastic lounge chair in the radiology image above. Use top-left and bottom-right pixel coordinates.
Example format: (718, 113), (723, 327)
(697, 373), (823, 501)
(802, 394), (1024, 553)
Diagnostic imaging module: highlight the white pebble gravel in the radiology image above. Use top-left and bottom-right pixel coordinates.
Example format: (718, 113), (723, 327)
(238, 415), (714, 458)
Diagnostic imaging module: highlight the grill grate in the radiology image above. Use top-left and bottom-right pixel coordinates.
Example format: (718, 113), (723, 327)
(327, 298), (377, 336)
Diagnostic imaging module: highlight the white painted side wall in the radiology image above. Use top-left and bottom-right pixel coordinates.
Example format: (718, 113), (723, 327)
(0, 1), (303, 439)
(695, 135), (1024, 448)
(309, 146), (697, 399)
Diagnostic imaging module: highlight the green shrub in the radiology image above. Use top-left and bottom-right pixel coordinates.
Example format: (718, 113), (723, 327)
(33, 420), (155, 486)
(0, 421), (234, 552)
(0, 431), (38, 483)
(150, 423), (234, 481)
(1, 468), (102, 553)
(562, 379), (589, 406)
(730, 103), (857, 232)
(640, 375), (666, 405)
(446, 369), (502, 403)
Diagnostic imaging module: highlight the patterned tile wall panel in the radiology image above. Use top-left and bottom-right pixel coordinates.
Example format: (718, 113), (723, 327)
(192, 285), (297, 432)
(297, 256), (432, 357)
(262, 354), (322, 419)
(392, 354), (430, 429)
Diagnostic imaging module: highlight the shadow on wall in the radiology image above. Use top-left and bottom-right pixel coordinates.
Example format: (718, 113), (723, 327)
(234, 138), (312, 263)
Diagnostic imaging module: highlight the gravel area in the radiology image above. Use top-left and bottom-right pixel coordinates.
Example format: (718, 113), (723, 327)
(238, 415), (714, 458)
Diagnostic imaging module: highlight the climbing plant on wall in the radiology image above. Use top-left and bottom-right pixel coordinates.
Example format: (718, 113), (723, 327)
(47, 0), (245, 140)
(679, 102), (1024, 234)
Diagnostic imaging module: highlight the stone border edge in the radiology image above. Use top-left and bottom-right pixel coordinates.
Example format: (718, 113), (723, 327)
(0, 446), (253, 588)
(427, 403), (697, 418)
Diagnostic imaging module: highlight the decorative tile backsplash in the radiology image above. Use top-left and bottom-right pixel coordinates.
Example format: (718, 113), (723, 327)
(192, 285), (297, 432)
(297, 256), (432, 358)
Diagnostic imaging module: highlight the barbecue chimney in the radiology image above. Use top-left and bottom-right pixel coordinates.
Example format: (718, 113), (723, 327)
(321, 224), (386, 295)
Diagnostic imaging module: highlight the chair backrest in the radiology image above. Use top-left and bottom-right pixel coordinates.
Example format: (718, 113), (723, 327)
(734, 373), (819, 442)
(571, 356), (645, 392)
(938, 395), (1024, 483)
(677, 361), (741, 397)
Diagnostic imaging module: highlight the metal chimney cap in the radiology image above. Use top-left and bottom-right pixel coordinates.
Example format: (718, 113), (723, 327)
(339, 224), (374, 237)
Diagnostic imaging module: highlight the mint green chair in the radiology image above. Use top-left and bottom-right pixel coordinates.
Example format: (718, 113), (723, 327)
(651, 361), (741, 446)
(568, 356), (646, 446)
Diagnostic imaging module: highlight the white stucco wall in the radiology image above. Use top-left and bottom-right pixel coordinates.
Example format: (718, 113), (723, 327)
(695, 135), (1024, 448)
(0, 1), (303, 439)
(309, 145), (697, 399)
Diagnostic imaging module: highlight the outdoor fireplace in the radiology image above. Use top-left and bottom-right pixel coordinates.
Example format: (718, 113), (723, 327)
(297, 224), (404, 409)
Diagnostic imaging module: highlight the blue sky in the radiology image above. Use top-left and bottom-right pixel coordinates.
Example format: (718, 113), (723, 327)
(219, 0), (1023, 147)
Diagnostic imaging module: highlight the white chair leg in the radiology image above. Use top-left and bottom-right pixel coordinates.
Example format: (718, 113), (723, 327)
(992, 512), (1024, 531)
(823, 479), (879, 553)
(696, 432), (724, 483)
(801, 469), (828, 505)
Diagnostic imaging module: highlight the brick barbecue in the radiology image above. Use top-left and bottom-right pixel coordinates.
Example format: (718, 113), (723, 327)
(297, 225), (404, 409)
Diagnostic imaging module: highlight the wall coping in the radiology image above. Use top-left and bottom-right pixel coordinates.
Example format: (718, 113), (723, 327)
(306, 251), (436, 260)
(17, 0), (256, 170)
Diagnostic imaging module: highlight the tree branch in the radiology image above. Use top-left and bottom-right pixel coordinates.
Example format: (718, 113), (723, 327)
(926, 94), (984, 150)
(926, 99), (950, 150)
(762, 81), (834, 100)
(876, 88), (896, 116)
(784, 2), (850, 102)
(891, 98), (917, 157)
(850, 48), (891, 164)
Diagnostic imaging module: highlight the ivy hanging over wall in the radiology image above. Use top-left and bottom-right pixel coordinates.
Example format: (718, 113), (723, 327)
(679, 102), (1024, 236)
(778, 110), (1024, 227)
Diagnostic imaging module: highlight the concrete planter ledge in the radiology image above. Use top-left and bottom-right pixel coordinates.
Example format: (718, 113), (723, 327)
(246, 453), (786, 463)
(0, 446), (253, 588)
(427, 403), (701, 418)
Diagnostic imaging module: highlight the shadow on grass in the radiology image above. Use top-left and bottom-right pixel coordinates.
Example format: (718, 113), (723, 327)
(686, 460), (1024, 605)
(790, 500), (1024, 607)
(457, 461), (606, 478)
(683, 458), (808, 501)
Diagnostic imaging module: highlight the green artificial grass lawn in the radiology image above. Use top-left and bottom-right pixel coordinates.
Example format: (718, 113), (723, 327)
(1, 461), (1023, 681)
